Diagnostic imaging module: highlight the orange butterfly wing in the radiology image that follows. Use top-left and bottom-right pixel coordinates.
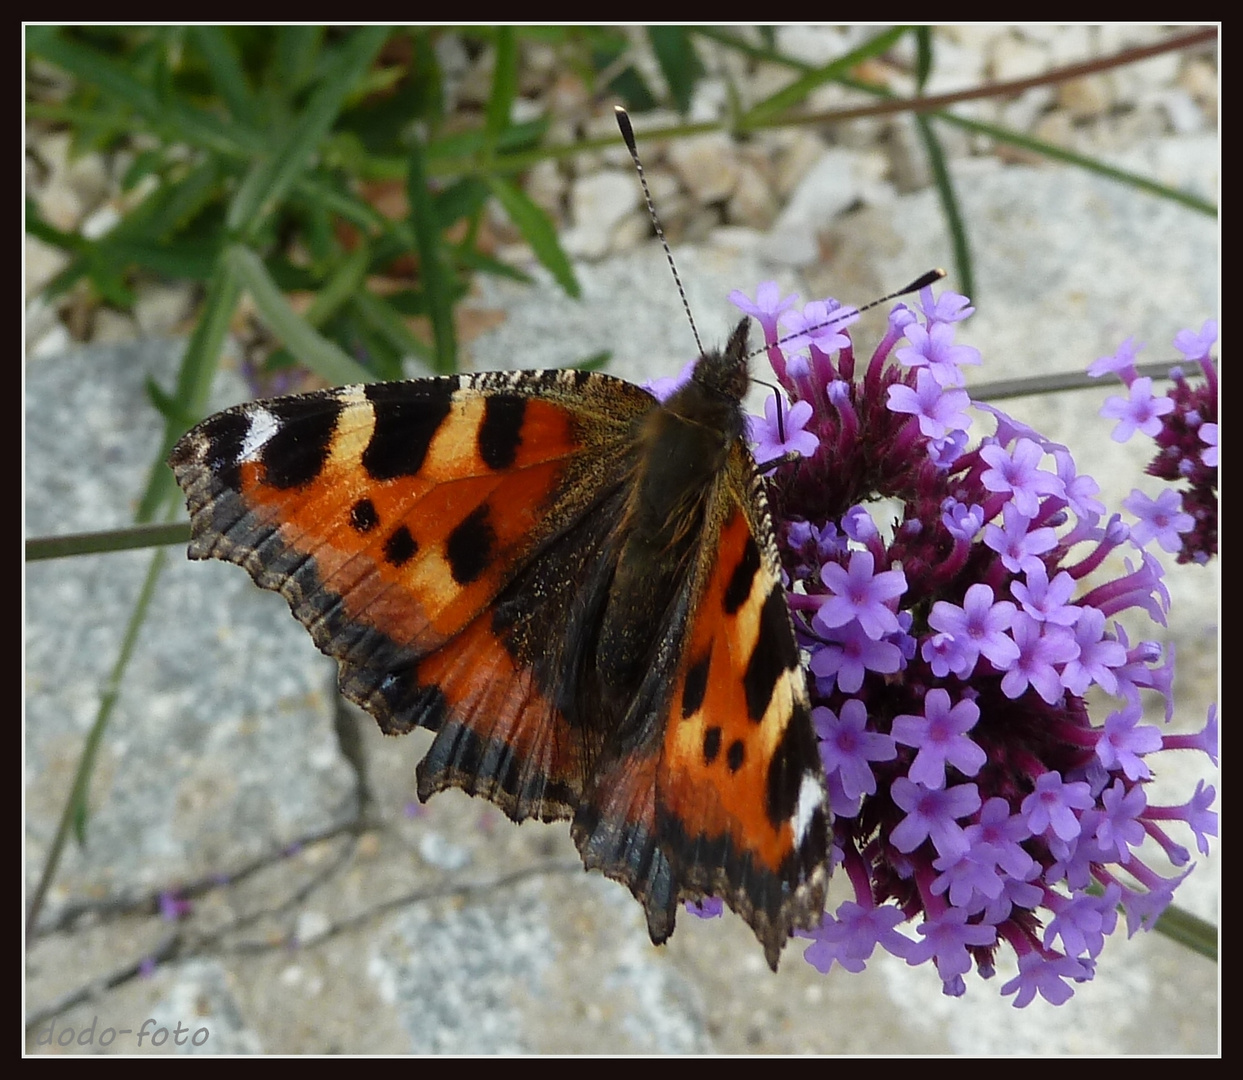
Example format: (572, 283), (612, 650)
(170, 351), (829, 967)
(170, 372), (651, 822)
(571, 441), (828, 968)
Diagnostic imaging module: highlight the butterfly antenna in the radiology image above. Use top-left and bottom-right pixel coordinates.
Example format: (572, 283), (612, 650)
(751, 268), (948, 361)
(615, 106), (704, 356)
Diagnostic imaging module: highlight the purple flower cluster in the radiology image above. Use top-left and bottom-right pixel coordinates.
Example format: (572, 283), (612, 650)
(1090, 322), (1218, 564)
(736, 282), (1217, 1005)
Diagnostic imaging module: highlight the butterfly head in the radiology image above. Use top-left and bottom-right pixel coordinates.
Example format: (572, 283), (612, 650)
(689, 317), (751, 405)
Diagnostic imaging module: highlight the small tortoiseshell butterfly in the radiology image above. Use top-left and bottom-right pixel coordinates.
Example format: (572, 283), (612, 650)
(169, 108), (831, 967)
(169, 321), (830, 969)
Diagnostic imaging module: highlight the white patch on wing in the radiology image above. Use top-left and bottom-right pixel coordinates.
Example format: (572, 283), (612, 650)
(238, 407), (279, 463)
(793, 770), (825, 847)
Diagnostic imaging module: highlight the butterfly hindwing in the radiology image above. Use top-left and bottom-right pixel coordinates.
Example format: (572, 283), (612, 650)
(658, 450), (828, 967)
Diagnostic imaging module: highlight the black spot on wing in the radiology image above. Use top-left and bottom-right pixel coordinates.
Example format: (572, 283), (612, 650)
(383, 524), (418, 567)
(681, 651), (711, 718)
(363, 381), (454, 480)
(187, 409), (250, 490)
(478, 394), (526, 470)
(727, 739), (746, 772)
(743, 586), (800, 722)
(765, 700), (820, 831)
(703, 726), (721, 764)
(723, 535), (761, 615)
(350, 498), (379, 533)
(446, 504), (496, 585)
(262, 395), (343, 489)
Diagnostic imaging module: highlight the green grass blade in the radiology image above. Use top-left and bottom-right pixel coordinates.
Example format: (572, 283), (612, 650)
(226, 26), (390, 236)
(225, 245), (372, 386)
(29, 29), (262, 158)
(25, 523), (191, 562)
(135, 261), (244, 523)
(351, 290), (436, 371)
(26, 548), (168, 937)
(649, 27), (703, 115)
(488, 176), (580, 298)
(189, 26), (260, 129)
(406, 136), (458, 374)
(485, 28), (518, 143)
(915, 114), (974, 301)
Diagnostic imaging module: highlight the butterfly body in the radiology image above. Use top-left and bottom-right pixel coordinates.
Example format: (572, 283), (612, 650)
(170, 317), (829, 968)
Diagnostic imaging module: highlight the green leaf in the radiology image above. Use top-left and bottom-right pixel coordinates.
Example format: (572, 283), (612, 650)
(189, 26), (260, 129)
(30, 29), (262, 158)
(915, 114), (974, 302)
(914, 26), (933, 92)
(352, 289), (436, 370)
(434, 177), (492, 230)
(488, 176), (580, 298)
(225, 245), (372, 386)
(304, 242), (372, 327)
(485, 27), (519, 143)
(648, 27), (703, 115)
(226, 26), (390, 236)
(406, 135), (458, 374)
(564, 349), (611, 372)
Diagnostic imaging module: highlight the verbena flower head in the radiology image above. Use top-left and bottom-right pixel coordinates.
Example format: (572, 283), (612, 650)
(1089, 322), (1218, 564)
(729, 283), (1216, 1005)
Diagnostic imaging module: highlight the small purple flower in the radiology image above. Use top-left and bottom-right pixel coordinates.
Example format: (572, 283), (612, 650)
(931, 838), (1006, 908)
(890, 778), (981, 858)
(980, 438), (1066, 518)
(817, 549), (907, 641)
(1059, 606), (1126, 695)
(1088, 336), (1143, 381)
(813, 698), (896, 800)
(728, 281), (798, 342)
(1044, 884), (1121, 959)
(927, 582), (1019, 675)
(1088, 780), (1147, 863)
(159, 889), (193, 922)
(983, 502), (1058, 575)
(1199, 422), (1218, 468)
(1173, 318), (1217, 362)
(1010, 563), (1081, 626)
(802, 902), (914, 974)
(747, 394), (820, 463)
(919, 287), (974, 324)
(887, 368), (972, 442)
(1123, 488), (1194, 553)
(780, 298), (858, 357)
(892, 689), (986, 789)
(1100, 377), (1175, 443)
(809, 619), (902, 693)
(1001, 614), (1079, 704)
(1001, 951), (1087, 1007)
(895, 321), (982, 387)
(942, 499), (985, 541)
(1021, 772), (1094, 843)
(686, 896), (723, 920)
(643, 358), (696, 402)
(1095, 703), (1163, 781)
(905, 907), (996, 984)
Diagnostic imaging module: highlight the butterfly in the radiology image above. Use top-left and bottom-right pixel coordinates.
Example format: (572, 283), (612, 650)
(168, 316), (831, 970)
